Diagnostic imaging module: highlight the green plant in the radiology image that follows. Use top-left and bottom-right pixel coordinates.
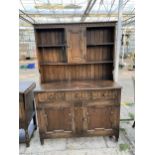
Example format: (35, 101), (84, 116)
(119, 143), (130, 151)
(125, 102), (134, 107)
(119, 63), (125, 68)
(120, 128), (125, 132)
(128, 112), (134, 119)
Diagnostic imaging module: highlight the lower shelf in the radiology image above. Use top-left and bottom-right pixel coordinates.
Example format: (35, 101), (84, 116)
(19, 119), (36, 143)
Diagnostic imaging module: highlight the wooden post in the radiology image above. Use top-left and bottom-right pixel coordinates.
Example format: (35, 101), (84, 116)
(114, 0), (123, 82)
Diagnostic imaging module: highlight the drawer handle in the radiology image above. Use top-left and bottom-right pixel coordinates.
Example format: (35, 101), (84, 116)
(74, 101), (82, 107)
(82, 117), (87, 122)
(48, 95), (55, 100)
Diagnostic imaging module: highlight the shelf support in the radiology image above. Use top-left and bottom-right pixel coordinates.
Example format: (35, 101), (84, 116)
(114, 0), (123, 82)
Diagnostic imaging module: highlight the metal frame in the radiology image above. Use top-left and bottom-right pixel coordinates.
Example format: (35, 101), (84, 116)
(114, 0), (123, 82)
(19, 15), (33, 25)
(81, 0), (97, 22)
(19, 10), (36, 24)
(19, 0), (135, 24)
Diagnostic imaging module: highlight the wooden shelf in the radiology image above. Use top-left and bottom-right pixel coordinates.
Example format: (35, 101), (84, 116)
(87, 42), (114, 47)
(35, 80), (121, 92)
(40, 60), (113, 66)
(37, 44), (66, 48)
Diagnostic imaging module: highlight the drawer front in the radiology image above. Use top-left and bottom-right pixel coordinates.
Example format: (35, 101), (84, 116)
(38, 92), (65, 102)
(37, 89), (120, 103)
(91, 90), (120, 100)
(65, 90), (120, 102)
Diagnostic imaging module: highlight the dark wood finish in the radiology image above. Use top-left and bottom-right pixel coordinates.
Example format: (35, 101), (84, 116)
(34, 21), (117, 29)
(19, 81), (37, 147)
(87, 43), (114, 46)
(39, 64), (113, 83)
(38, 45), (66, 48)
(34, 22), (121, 144)
(34, 23), (115, 84)
(34, 81), (121, 142)
(67, 26), (86, 63)
(35, 80), (120, 92)
(39, 61), (113, 66)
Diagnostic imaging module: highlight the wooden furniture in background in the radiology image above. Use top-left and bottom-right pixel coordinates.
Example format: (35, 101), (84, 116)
(34, 22), (122, 145)
(19, 81), (37, 147)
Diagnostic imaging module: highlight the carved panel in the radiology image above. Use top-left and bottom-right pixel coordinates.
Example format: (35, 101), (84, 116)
(37, 90), (119, 103)
(67, 27), (86, 63)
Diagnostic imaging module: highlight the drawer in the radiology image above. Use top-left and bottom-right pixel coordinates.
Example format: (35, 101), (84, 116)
(83, 99), (119, 106)
(65, 90), (119, 101)
(37, 92), (85, 102)
(91, 90), (119, 100)
(67, 90), (119, 101)
(37, 90), (120, 103)
(37, 92), (65, 102)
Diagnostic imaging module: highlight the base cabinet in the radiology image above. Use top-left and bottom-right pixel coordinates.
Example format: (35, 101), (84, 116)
(35, 88), (121, 144)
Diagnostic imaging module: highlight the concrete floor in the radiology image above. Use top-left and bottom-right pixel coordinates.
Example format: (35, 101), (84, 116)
(19, 60), (135, 155)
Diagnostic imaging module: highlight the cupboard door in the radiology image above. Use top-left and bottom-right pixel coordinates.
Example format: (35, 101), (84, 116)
(41, 103), (74, 134)
(67, 27), (86, 63)
(85, 105), (120, 133)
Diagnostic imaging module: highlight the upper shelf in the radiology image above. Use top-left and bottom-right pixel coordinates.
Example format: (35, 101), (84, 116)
(37, 44), (66, 48)
(37, 42), (114, 48)
(40, 60), (113, 66)
(87, 42), (114, 47)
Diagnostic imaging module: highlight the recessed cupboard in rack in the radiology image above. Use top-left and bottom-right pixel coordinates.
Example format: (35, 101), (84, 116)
(36, 28), (65, 46)
(86, 27), (114, 62)
(34, 22), (121, 144)
(35, 28), (67, 64)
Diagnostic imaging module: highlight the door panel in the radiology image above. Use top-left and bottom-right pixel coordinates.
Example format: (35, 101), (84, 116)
(86, 105), (119, 131)
(67, 27), (86, 63)
(43, 105), (73, 133)
(46, 108), (71, 131)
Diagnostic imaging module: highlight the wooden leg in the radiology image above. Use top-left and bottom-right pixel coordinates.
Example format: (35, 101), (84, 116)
(115, 130), (119, 142)
(109, 135), (113, 139)
(33, 114), (37, 130)
(25, 129), (30, 147)
(40, 138), (44, 145)
(26, 142), (30, 147)
(132, 121), (135, 128)
(115, 135), (119, 142)
(33, 100), (37, 130)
